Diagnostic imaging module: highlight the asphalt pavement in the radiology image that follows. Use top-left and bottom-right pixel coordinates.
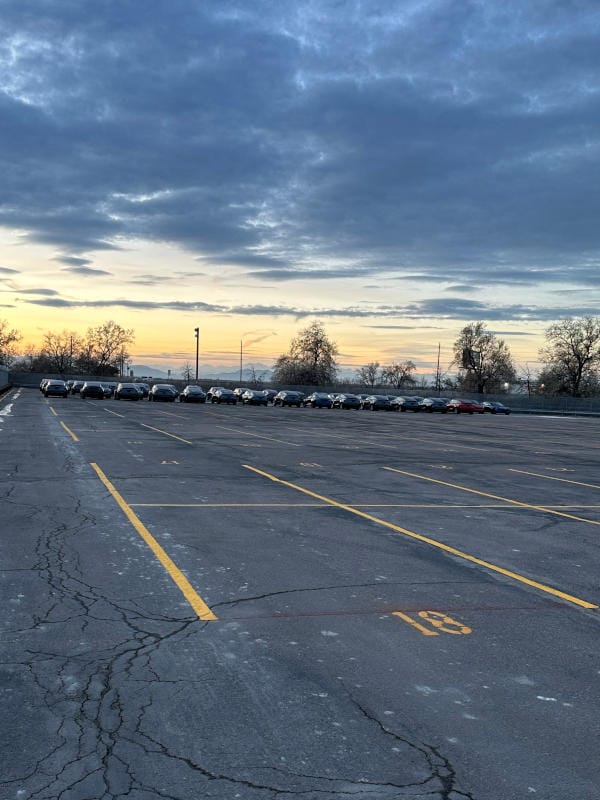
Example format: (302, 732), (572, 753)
(1, 388), (599, 799)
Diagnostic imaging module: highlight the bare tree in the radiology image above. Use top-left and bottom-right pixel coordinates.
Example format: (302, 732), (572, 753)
(78, 320), (135, 375)
(539, 316), (600, 396)
(272, 321), (338, 385)
(381, 360), (417, 389)
(42, 330), (81, 372)
(453, 322), (516, 394)
(355, 361), (380, 387)
(0, 319), (22, 366)
(181, 362), (194, 382)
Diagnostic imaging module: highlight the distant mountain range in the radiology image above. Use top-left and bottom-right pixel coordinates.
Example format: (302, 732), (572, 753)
(130, 364), (274, 381)
(130, 363), (363, 382)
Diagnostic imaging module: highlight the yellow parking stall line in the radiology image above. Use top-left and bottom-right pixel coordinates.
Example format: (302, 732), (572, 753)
(60, 421), (79, 442)
(49, 406), (58, 416)
(384, 467), (600, 528)
(509, 469), (600, 490)
(243, 464), (597, 610)
(140, 423), (193, 445)
(90, 463), (216, 620)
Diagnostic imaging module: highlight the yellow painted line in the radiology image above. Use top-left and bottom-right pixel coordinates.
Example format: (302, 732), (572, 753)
(90, 463), (216, 620)
(49, 406), (58, 417)
(60, 421), (79, 442)
(140, 423), (192, 445)
(243, 464), (597, 610)
(215, 425), (301, 447)
(384, 467), (600, 528)
(509, 469), (600, 490)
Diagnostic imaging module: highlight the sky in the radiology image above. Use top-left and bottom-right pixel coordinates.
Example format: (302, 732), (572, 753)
(1, 0), (599, 378)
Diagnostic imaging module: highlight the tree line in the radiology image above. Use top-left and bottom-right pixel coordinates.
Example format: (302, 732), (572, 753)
(2, 315), (600, 396)
(270, 317), (600, 397)
(1, 320), (134, 377)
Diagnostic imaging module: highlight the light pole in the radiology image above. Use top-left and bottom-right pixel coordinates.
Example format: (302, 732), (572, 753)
(194, 327), (199, 381)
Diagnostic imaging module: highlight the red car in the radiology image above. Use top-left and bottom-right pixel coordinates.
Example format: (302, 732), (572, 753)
(446, 398), (484, 414)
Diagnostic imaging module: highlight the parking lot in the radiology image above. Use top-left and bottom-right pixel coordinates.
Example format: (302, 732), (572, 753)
(2, 387), (599, 799)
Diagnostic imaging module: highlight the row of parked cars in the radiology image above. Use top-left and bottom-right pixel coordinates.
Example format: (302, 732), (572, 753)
(268, 391), (510, 414)
(39, 378), (511, 414)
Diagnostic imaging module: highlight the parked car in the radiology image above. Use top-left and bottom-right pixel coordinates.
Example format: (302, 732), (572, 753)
(262, 389), (278, 404)
(447, 398), (485, 414)
(43, 379), (68, 398)
(233, 387), (250, 399)
(211, 388), (237, 404)
(361, 394), (394, 411)
(100, 382), (117, 398)
(149, 384), (179, 402)
(390, 396), (423, 411)
(135, 382), (150, 397)
(303, 392), (333, 408)
(482, 401), (511, 415)
(418, 397), (449, 413)
(332, 393), (361, 409)
(206, 386), (226, 401)
(80, 381), (105, 399)
(179, 385), (206, 403)
(273, 390), (304, 407)
(115, 382), (141, 400)
(70, 380), (85, 394)
(241, 389), (268, 406)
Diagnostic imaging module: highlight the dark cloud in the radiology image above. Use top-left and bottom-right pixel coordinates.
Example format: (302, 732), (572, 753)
(244, 266), (378, 281)
(0, 267), (20, 274)
(23, 293), (598, 322)
(61, 266), (114, 276)
(1, 0), (599, 314)
(25, 298), (226, 312)
(16, 288), (59, 296)
(54, 256), (92, 267)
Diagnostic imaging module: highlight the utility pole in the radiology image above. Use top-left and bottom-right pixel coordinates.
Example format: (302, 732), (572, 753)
(239, 340), (243, 383)
(194, 327), (199, 381)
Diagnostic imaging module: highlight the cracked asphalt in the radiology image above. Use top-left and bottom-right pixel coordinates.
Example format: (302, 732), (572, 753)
(1, 387), (599, 799)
